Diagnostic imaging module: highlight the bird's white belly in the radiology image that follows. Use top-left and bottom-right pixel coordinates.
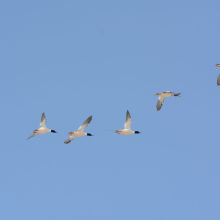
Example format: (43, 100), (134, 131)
(74, 131), (86, 137)
(161, 93), (172, 98)
(38, 127), (50, 134)
(117, 129), (133, 135)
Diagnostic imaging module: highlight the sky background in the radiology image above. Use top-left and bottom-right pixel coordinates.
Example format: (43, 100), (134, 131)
(0, 0), (220, 219)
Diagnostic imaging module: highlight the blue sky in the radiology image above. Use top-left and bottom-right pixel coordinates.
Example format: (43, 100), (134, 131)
(1, 0), (220, 219)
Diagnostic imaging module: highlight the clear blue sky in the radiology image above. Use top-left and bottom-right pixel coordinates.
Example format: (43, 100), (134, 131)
(1, 1), (220, 219)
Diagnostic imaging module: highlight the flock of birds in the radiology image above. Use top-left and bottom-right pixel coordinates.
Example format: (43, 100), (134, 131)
(27, 64), (220, 144)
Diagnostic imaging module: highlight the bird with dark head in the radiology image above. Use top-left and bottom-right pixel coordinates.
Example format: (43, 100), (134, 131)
(27, 113), (57, 140)
(64, 115), (93, 144)
(115, 110), (141, 135)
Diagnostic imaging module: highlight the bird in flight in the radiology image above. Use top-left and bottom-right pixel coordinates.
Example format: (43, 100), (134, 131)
(64, 116), (93, 144)
(155, 91), (180, 111)
(27, 113), (57, 140)
(215, 64), (220, 86)
(115, 110), (140, 135)
(217, 72), (220, 86)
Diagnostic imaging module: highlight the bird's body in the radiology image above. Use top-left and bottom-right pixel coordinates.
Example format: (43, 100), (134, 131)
(34, 127), (50, 134)
(115, 110), (140, 135)
(64, 116), (93, 144)
(68, 131), (87, 137)
(27, 113), (57, 140)
(115, 129), (134, 135)
(155, 91), (180, 111)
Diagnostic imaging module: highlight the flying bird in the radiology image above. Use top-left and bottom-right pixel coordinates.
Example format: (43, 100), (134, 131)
(216, 72), (220, 86)
(215, 64), (220, 85)
(115, 110), (140, 135)
(27, 113), (57, 140)
(155, 91), (180, 111)
(64, 116), (93, 144)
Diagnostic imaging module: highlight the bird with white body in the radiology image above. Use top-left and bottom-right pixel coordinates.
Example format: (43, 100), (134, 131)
(115, 110), (140, 135)
(155, 91), (180, 111)
(27, 113), (57, 140)
(64, 116), (93, 144)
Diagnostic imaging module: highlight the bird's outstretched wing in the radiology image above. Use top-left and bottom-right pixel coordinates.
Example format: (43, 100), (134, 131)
(27, 132), (38, 140)
(217, 73), (220, 86)
(78, 116), (92, 132)
(124, 110), (132, 129)
(40, 113), (46, 128)
(157, 97), (165, 111)
(64, 136), (76, 144)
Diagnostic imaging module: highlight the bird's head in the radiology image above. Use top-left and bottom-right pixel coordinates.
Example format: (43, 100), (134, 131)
(87, 133), (93, 136)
